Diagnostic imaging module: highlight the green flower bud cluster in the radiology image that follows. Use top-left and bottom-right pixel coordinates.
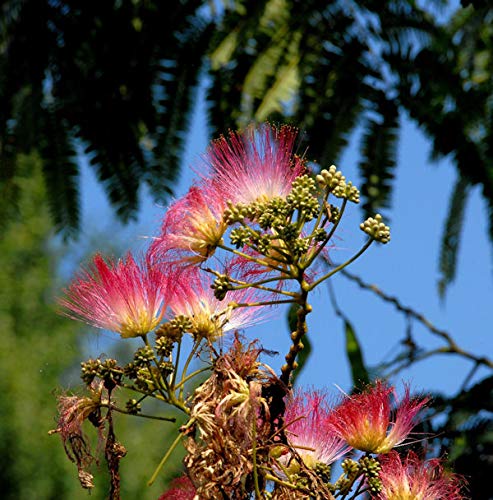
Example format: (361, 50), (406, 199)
(123, 361), (138, 379)
(155, 318), (187, 342)
(312, 227), (328, 242)
(316, 165), (360, 203)
(314, 462), (331, 484)
(212, 274), (232, 300)
(223, 201), (256, 224)
(341, 458), (359, 475)
(334, 458), (361, 495)
(257, 197), (290, 229)
(157, 360), (174, 375)
(135, 367), (156, 391)
(286, 175), (319, 219)
(327, 204), (340, 223)
(338, 181), (360, 203)
(278, 223), (298, 241)
(81, 358), (102, 384)
(255, 233), (272, 253)
(334, 476), (351, 494)
(155, 336), (174, 357)
(360, 214), (391, 243)
(170, 315), (192, 333)
(133, 346), (155, 366)
(230, 226), (252, 248)
(125, 398), (142, 414)
(359, 455), (382, 494)
(81, 358), (121, 386)
(291, 238), (310, 256)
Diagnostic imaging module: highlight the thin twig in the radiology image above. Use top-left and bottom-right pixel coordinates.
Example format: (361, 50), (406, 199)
(341, 269), (493, 370)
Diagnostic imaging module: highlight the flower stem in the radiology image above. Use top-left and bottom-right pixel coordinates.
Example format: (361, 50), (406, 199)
(218, 243), (287, 273)
(308, 238), (373, 291)
(147, 432), (183, 486)
(280, 283), (311, 385)
(102, 404), (176, 422)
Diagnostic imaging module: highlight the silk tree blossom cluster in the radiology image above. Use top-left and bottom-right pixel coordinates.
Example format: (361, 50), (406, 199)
(328, 381), (429, 454)
(53, 123), (466, 499)
(377, 451), (464, 500)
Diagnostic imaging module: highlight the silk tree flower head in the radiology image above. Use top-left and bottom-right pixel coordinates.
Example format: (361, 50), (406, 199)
(207, 123), (306, 206)
(328, 381), (429, 454)
(149, 183), (227, 266)
(49, 381), (106, 490)
(158, 476), (196, 500)
(168, 266), (267, 342)
(281, 389), (350, 472)
(377, 451), (465, 500)
(59, 254), (170, 338)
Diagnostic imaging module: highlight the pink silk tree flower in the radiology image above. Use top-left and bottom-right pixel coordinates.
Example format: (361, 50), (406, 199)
(376, 451), (465, 500)
(150, 184), (227, 266)
(59, 254), (170, 338)
(158, 476), (196, 500)
(328, 381), (429, 454)
(206, 123), (306, 205)
(282, 389), (351, 470)
(168, 267), (266, 341)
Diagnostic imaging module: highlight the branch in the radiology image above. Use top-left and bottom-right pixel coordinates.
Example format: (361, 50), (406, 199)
(340, 269), (493, 370)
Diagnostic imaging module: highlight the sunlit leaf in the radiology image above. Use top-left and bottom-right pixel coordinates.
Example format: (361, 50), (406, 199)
(344, 319), (369, 387)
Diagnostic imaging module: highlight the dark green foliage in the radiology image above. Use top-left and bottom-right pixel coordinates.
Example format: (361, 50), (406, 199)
(438, 176), (470, 298)
(0, 0), (209, 236)
(426, 376), (493, 500)
(3, 1), (493, 292)
(358, 93), (399, 219)
(344, 319), (370, 389)
(0, 153), (84, 498)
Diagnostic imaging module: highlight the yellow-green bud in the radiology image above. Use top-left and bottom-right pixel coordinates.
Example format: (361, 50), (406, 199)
(360, 213), (391, 243)
(318, 165), (346, 191)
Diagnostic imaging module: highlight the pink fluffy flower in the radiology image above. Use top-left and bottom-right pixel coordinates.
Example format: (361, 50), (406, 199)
(282, 389), (350, 470)
(206, 123), (306, 205)
(168, 266), (266, 341)
(158, 475), (196, 500)
(150, 184), (227, 266)
(328, 381), (429, 454)
(59, 254), (170, 338)
(377, 451), (465, 499)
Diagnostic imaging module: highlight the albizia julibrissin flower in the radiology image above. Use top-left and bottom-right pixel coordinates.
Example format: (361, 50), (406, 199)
(168, 266), (267, 341)
(158, 476), (196, 500)
(328, 381), (429, 454)
(376, 451), (465, 499)
(59, 254), (171, 338)
(206, 123), (306, 205)
(282, 389), (350, 470)
(49, 381), (106, 490)
(149, 183), (227, 266)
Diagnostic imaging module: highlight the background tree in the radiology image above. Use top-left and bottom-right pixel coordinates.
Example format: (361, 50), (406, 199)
(1, 0), (492, 496)
(0, 154), (185, 499)
(0, 153), (84, 498)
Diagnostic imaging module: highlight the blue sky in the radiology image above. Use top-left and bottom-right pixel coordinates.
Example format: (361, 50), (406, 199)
(76, 77), (492, 400)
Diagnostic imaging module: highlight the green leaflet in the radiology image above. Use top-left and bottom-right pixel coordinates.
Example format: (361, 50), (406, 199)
(344, 319), (369, 388)
(438, 176), (469, 299)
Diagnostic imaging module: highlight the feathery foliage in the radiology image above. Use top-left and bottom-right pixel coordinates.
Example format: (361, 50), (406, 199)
(438, 176), (470, 298)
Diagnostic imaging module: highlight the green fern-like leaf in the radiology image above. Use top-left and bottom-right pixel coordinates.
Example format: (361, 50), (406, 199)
(39, 109), (80, 239)
(358, 92), (399, 219)
(438, 176), (470, 299)
(149, 21), (213, 201)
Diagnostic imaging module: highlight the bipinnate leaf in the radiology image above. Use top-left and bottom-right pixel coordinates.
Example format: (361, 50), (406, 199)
(344, 319), (370, 388)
